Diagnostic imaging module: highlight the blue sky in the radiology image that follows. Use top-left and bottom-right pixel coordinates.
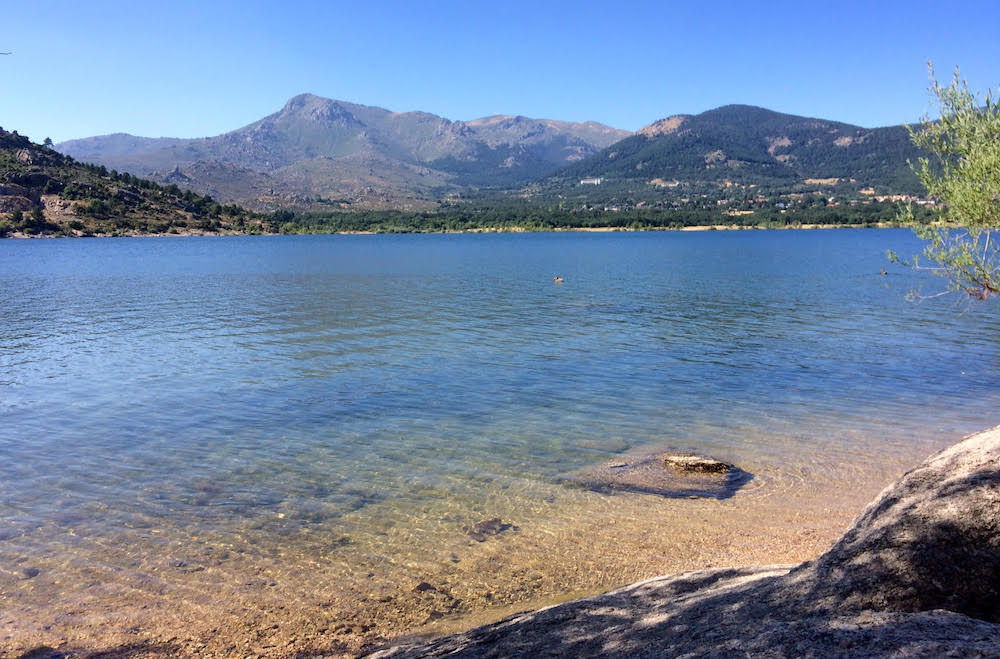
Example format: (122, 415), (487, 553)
(2, 0), (998, 143)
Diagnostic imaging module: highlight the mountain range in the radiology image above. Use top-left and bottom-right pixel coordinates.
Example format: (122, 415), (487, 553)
(56, 96), (925, 210)
(57, 94), (630, 210)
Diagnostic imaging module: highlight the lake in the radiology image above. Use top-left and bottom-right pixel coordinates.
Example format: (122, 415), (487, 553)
(2, 229), (999, 656)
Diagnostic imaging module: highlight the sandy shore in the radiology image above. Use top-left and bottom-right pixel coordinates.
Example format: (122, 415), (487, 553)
(0, 443), (930, 659)
(372, 426), (1000, 658)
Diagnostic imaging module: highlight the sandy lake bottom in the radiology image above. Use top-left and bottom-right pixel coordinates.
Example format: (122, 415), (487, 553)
(0, 426), (968, 658)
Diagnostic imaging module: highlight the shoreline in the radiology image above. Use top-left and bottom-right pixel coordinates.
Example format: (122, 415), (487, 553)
(0, 221), (903, 240)
(2, 439), (936, 659)
(372, 426), (1000, 658)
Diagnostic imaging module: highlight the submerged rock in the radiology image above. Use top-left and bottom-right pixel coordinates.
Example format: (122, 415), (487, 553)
(663, 454), (734, 474)
(370, 425), (1000, 657)
(14, 647), (66, 659)
(464, 518), (514, 542)
(566, 451), (750, 499)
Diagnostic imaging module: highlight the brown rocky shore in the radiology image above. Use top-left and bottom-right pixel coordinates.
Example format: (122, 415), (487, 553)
(370, 426), (1000, 657)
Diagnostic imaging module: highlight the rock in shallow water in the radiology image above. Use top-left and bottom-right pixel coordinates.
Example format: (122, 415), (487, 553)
(662, 454), (734, 474)
(566, 451), (750, 499)
(464, 518), (515, 542)
(369, 425), (1000, 657)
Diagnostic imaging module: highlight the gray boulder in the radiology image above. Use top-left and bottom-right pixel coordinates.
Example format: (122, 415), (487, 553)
(369, 426), (1000, 657)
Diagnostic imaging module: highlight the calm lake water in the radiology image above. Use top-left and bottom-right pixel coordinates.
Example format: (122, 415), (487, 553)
(2, 229), (999, 652)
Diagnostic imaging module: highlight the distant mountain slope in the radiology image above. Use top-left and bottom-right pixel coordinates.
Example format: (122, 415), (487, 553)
(554, 104), (923, 193)
(0, 128), (260, 236)
(54, 133), (188, 161)
(56, 94), (630, 210)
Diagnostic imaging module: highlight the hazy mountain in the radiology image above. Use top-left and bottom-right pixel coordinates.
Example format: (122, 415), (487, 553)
(554, 104), (923, 193)
(56, 94), (631, 210)
(55, 133), (188, 162)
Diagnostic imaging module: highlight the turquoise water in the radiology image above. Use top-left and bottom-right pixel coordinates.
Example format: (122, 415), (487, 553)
(2, 230), (999, 648)
(3, 230), (999, 529)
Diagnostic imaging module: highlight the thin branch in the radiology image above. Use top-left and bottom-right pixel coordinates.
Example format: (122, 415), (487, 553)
(910, 289), (956, 302)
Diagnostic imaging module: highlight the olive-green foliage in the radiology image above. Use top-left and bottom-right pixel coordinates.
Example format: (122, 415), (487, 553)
(892, 66), (1000, 299)
(267, 198), (910, 235)
(0, 127), (262, 236)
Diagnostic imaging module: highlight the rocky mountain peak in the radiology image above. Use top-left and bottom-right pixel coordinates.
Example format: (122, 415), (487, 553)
(53, 96), (630, 208)
(638, 115), (688, 138)
(279, 93), (358, 123)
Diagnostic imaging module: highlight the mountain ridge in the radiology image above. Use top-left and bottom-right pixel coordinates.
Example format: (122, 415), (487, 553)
(553, 104), (923, 194)
(55, 98), (928, 211)
(56, 94), (631, 210)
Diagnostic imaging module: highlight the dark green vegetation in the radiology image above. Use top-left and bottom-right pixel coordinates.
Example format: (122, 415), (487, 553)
(258, 198), (927, 234)
(0, 128), (265, 236)
(554, 105), (923, 192)
(522, 105), (930, 224)
(490, 105), (935, 232)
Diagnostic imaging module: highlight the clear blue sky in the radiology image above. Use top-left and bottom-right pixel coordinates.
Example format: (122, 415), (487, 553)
(2, 0), (998, 143)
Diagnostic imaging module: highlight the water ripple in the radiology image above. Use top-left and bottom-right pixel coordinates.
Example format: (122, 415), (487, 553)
(1, 230), (998, 548)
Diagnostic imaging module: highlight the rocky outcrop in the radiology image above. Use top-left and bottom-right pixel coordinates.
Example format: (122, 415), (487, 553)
(0, 182), (39, 213)
(662, 455), (734, 474)
(0, 183), (35, 198)
(0, 195), (33, 213)
(370, 426), (1000, 657)
(638, 115), (688, 138)
(787, 425), (1000, 623)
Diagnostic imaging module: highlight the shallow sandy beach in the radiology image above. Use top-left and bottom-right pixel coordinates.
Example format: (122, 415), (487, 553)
(1, 439), (934, 659)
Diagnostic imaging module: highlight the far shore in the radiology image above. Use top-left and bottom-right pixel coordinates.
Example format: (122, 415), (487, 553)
(1, 221), (903, 240)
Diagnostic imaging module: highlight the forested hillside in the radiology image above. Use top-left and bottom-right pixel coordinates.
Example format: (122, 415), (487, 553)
(553, 105), (924, 194)
(0, 128), (262, 236)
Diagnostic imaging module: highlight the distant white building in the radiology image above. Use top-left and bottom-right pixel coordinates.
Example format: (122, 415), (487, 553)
(580, 177), (603, 185)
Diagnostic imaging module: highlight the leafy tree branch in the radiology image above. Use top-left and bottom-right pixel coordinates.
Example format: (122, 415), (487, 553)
(891, 65), (1000, 300)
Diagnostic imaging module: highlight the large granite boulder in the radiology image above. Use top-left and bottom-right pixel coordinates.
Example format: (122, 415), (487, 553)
(785, 425), (1000, 623)
(370, 426), (1000, 657)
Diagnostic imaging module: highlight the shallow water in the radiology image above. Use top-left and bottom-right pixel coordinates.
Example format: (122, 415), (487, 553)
(1, 229), (999, 655)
